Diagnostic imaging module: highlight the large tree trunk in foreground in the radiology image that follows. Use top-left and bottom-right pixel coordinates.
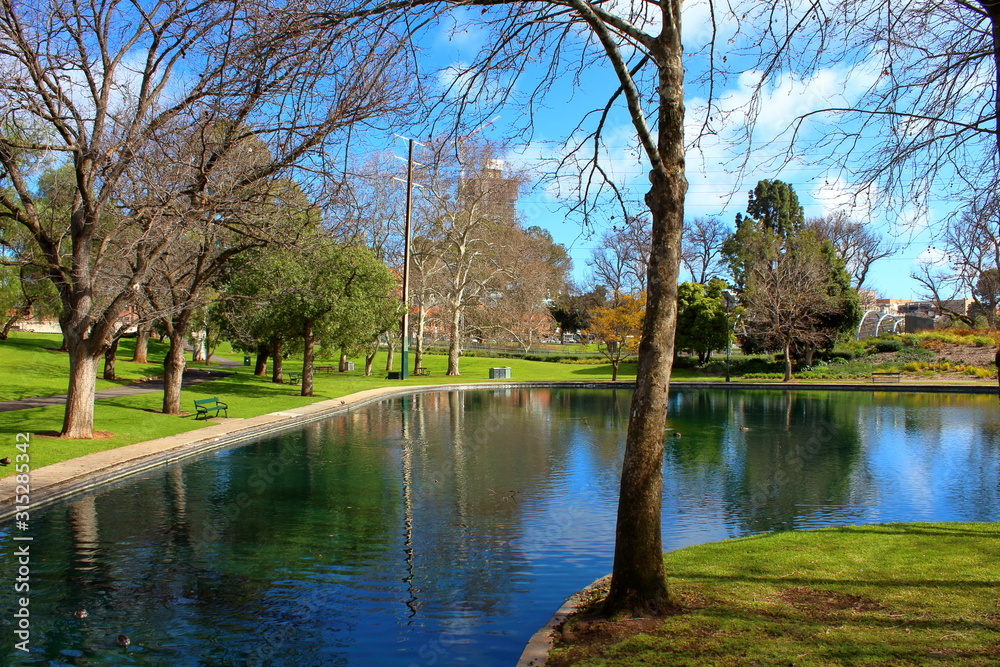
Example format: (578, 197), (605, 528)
(132, 323), (150, 363)
(603, 6), (685, 616)
(62, 348), (100, 439)
(162, 335), (187, 415)
(162, 313), (195, 415)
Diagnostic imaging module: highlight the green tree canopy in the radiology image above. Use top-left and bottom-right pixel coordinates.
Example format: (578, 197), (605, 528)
(674, 279), (732, 364)
(737, 179), (805, 238)
(219, 239), (399, 393)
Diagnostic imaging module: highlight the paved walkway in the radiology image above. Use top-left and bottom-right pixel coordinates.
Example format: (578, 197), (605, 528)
(0, 358), (242, 413)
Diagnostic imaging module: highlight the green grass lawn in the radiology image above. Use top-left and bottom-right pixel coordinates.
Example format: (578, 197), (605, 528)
(550, 522), (1000, 666)
(0, 332), (212, 401)
(0, 331), (989, 480)
(0, 334), (642, 477)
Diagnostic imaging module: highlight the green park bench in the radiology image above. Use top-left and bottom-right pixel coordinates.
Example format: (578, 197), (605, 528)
(288, 372), (301, 384)
(871, 371), (902, 383)
(194, 397), (228, 419)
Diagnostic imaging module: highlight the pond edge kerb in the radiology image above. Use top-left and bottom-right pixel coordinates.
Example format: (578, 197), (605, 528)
(1, 379), (994, 521)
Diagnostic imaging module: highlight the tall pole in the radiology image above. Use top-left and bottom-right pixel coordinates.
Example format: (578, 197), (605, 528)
(400, 138), (414, 380)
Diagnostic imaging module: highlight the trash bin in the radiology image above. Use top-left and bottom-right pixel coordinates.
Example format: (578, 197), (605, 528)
(243, 354), (251, 366)
(345, 362), (355, 371)
(489, 367), (512, 379)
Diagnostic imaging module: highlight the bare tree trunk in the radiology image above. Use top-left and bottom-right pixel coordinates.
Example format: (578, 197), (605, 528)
(603, 6), (685, 615)
(162, 335), (187, 415)
(365, 350), (377, 376)
(103, 337), (120, 380)
(339, 350), (348, 372)
(61, 347), (99, 439)
(254, 342), (269, 376)
(384, 339), (395, 372)
(58, 336), (68, 352)
(271, 338), (284, 383)
(302, 320), (315, 397)
(783, 341), (793, 382)
(413, 306), (426, 374)
(132, 323), (150, 363)
(611, 359), (620, 381)
(447, 307), (462, 376)
(162, 312), (196, 415)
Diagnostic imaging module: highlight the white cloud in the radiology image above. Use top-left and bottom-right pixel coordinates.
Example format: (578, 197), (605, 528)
(811, 176), (876, 221)
(916, 245), (948, 266)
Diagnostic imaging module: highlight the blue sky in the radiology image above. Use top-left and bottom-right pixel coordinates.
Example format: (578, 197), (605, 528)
(371, 2), (960, 301)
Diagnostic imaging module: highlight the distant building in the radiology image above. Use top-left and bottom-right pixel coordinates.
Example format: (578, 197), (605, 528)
(875, 298), (974, 319)
(459, 159), (519, 222)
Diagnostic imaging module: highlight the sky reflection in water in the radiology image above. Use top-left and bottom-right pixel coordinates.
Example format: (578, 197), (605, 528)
(1, 388), (998, 665)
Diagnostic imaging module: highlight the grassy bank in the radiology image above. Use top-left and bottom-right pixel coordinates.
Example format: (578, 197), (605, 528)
(0, 332), (173, 401)
(0, 332), (642, 476)
(550, 522), (1000, 666)
(2, 330), (994, 478)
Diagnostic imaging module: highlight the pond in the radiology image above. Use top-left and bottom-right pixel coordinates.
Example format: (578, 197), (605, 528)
(2, 387), (999, 665)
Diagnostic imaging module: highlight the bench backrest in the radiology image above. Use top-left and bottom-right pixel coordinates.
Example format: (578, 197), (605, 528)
(194, 397), (220, 406)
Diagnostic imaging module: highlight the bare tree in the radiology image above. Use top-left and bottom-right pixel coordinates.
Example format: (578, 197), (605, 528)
(805, 211), (896, 289)
(588, 217), (650, 300)
(470, 227), (560, 351)
(681, 216), (729, 284)
(0, 0), (411, 436)
(742, 236), (843, 382)
(744, 0), (997, 217)
(416, 139), (526, 375)
(909, 196), (1000, 327)
(318, 0), (695, 614)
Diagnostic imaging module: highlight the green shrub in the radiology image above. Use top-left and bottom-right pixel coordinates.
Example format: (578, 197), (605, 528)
(896, 346), (936, 362)
(867, 338), (903, 353)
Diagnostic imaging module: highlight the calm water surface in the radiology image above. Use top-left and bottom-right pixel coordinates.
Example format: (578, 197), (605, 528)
(2, 388), (999, 665)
